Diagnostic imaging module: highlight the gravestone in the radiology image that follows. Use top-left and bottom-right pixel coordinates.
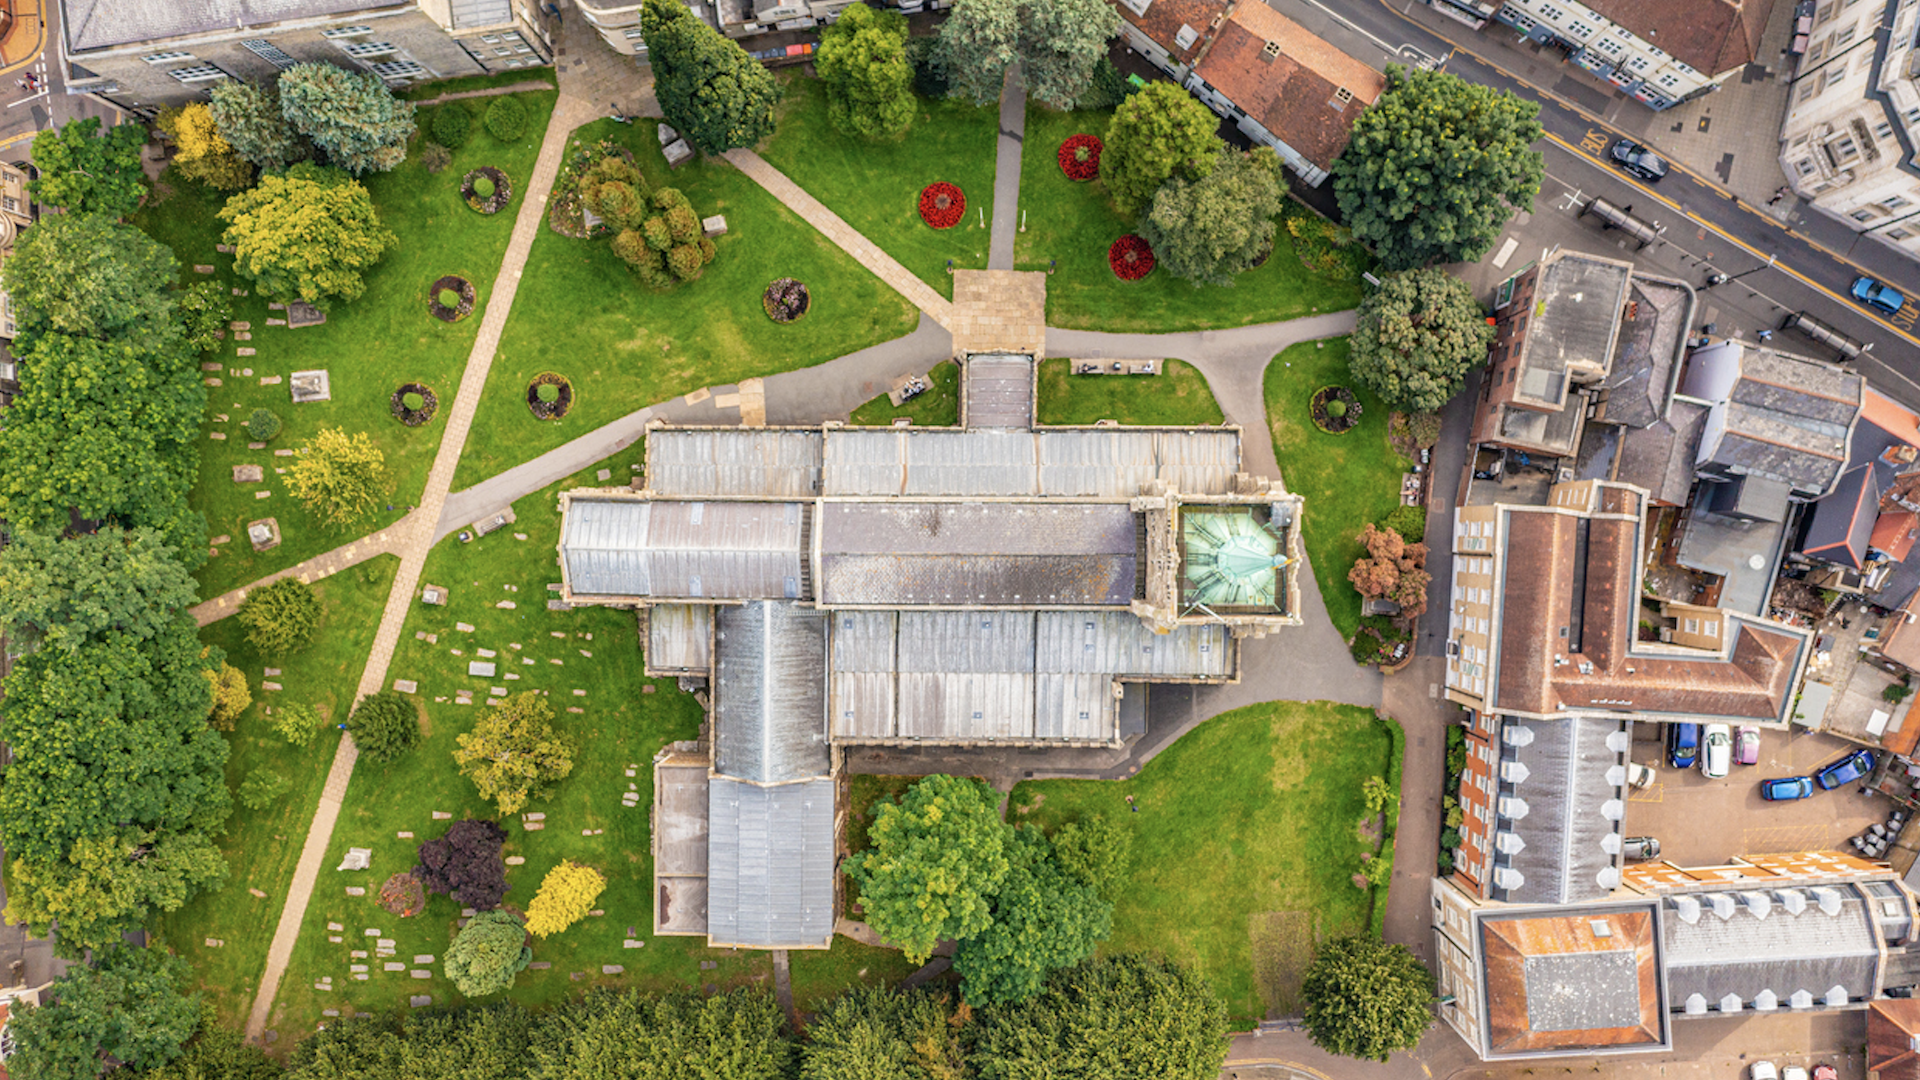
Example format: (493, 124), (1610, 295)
(233, 465), (263, 482)
(663, 139), (692, 167)
(410, 995), (432, 1008)
(393, 679), (417, 694)
(246, 519), (280, 553)
(421, 584), (448, 605)
(287, 301), (326, 328)
(701, 214), (727, 238)
(289, 370), (332, 403)
(468, 661), (497, 677)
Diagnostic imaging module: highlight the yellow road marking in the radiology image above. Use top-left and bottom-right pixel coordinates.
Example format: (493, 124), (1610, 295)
(0, 1), (46, 77)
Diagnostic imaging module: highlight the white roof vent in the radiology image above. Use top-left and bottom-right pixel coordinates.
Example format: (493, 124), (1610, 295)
(1721, 993), (1744, 1013)
(1501, 760), (1531, 784)
(1495, 831), (1526, 855)
(1601, 833), (1623, 855)
(1754, 989), (1779, 1011)
(1673, 895), (1702, 924)
(1684, 992), (1708, 1015)
(1708, 893), (1738, 920)
(1813, 886), (1845, 916)
(1790, 989), (1816, 1010)
(1503, 724), (1536, 747)
(1776, 889), (1808, 915)
(1826, 986), (1849, 1007)
(1601, 798), (1625, 821)
(1596, 866), (1622, 890)
(1605, 729), (1632, 753)
(1741, 891), (1772, 919)
(1498, 795), (1530, 820)
(1605, 764), (1628, 787)
(1493, 867), (1526, 891)
(1174, 23), (1198, 49)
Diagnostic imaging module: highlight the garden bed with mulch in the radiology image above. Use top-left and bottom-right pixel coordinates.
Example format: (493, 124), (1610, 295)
(391, 382), (439, 427)
(526, 371), (573, 420)
(428, 275), (475, 322)
(462, 166), (512, 215)
(763, 278), (810, 323)
(1108, 234), (1155, 281)
(918, 182), (965, 229)
(1311, 385), (1362, 434)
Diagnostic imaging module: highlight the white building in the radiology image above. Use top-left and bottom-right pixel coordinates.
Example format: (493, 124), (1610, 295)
(1777, 0), (1920, 259)
(576, 0), (859, 55)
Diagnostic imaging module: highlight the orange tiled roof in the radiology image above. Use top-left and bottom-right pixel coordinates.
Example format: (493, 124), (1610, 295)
(1191, 3), (1385, 172)
(1481, 908), (1665, 1055)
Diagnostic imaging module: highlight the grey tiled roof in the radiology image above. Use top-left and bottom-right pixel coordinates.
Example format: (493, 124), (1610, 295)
(64, 0), (401, 51)
(1490, 717), (1628, 906)
(816, 501), (1139, 606)
(713, 602), (830, 784)
(561, 498), (805, 599)
(1662, 884), (1882, 1010)
(707, 776), (835, 948)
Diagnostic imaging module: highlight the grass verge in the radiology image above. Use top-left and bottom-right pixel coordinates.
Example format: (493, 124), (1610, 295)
(1036, 359), (1223, 426)
(848, 361), (959, 426)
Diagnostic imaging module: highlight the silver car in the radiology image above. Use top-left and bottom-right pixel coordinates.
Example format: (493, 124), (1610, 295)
(1702, 724), (1733, 779)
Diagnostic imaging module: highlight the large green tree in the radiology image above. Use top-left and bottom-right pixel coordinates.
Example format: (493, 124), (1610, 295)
(968, 954), (1229, 1080)
(844, 774), (1011, 963)
(952, 827), (1111, 1005)
(800, 988), (965, 1080)
(453, 691), (576, 816)
(1300, 935), (1434, 1061)
(237, 577), (322, 657)
(219, 163), (396, 307)
(276, 63), (416, 174)
(4, 830), (230, 958)
(28, 118), (148, 217)
(2, 945), (202, 1080)
(938, 0), (1118, 109)
(815, 3), (915, 140)
(1, 213), (180, 342)
(1349, 268), (1494, 413)
(0, 526), (197, 651)
(1331, 65), (1544, 270)
(1101, 82), (1222, 216)
(641, 0), (780, 155)
(532, 988), (793, 1079)
(142, 1020), (284, 1080)
(208, 80), (307, 172)
(1139, 148), (1284, 287)
(444, 910), (533, 998)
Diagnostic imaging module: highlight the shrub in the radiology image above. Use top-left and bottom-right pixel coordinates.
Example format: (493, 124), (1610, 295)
(176, 279), (233, 353)
(523, 860), (606, 938)
(346, 690), (421, 764)
(1080, 56), (1132, 110)
(270, 701), (321, 747)
(205, 661), (252, 730)
(1359, 855), (1391, 888)
(431, 105), (471, 148)
(1887, 683), (1913, 705)
(414, 818), (510, 909)
(536, 383), (559, 404)
(246, 407), (282, 442)
(485, 96), (528, 141)
(641, 216), (672, 252)
(378, 872), (426, 917)
(1439, 827), (1461, 849)
(473, 174), (496, 199)
(1362, 776), (1397, 815)
(1382, 505), (1427, 545)
(907, 34), (949, 97)
(664, 204), (699, 244)
(237, 768), (291, 810)
(402, 391), (425, 412)
(652, 187), (691, 213)
(1051, 815), (1130, 899)
(420, 142), (452, 174)
(666, 242), (705, 280)
(1325, 399), (1347, 418)
(437, 288), (460, 309)
(237, 577), (321, 656)
(445, 910), (531, 997)
(1444, 805), (1464, 828)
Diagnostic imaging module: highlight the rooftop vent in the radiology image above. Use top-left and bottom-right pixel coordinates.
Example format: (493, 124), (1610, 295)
(1741, 891), (1772, 919)
(1721, 993), (1744, 1013)
(1673, 895), (1702, 924)
(1500, 760), (1531, 784)
(1777, 888), (1808, 916)
(1503, 724), (1536, 747)
(1813, 886), (1845, 916)
(1175, 23), (1199, 49)
(1262, 39), (1281, 59)
(1589, 919), (1613, 938)
(1601, 833), (1622, 855)
(1708, 893), (1738, 920)
(1601, 799), (1625, 821)
(1790, 989), (1815, 1010)
(1684, 992), (1708, 1015)
(1498, 795), (1530, 820)
(1755, 989), (1779, 1011)
(1826, 986), (1849, 1007)
(1492, 867), (1525, 890)
(1495, 831), (1526, 855)
(1605, 730), (1632, 753)
(1334, 86), (1354, 103)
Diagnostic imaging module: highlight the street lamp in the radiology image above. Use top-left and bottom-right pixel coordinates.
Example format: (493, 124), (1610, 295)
(1703, 253), (1776, 289)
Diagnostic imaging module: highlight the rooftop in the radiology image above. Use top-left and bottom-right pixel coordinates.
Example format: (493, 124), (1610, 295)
(1596, 275), (1696, 430)
(1683, 341), (1862, 498)
(1580, 0), (1776, 78)
(1488, 717), (1630, 905)
(1478, 903), (1667, 1057)
(711, 601), (831, 784)
(1189, 3), (1386, 172)
(62, 0), (404, 51)
(1610, 399), (1708, 506)
(1513, 253), (1635, 411)
(707, 776), (835, 949)
(1109, 0), (1228, 65)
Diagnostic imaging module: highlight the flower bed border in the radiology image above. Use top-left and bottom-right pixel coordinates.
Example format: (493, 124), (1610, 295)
(391, 382), (439, 427)
(428, 274), (475, 322)
(527, 371), (574, 420)
(763, 278), (810, 323)
(1311, 385), (1362, 435)
(1058, 134), (1103, 181)
(1108, 234), (1155, 281)
(462, 166), (512, 215)
(918, 182), (965, 229)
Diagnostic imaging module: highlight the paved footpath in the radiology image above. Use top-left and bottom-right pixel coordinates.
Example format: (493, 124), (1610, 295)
(190, 521), (409, 626)
(988, 63), (1025, 270)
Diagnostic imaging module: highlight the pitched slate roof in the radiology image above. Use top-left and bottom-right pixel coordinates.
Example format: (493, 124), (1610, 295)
(1661, 883), (1882, 1011)
(712, 601), (830, 784)
(706, 776), (835, 948)
(63, 0), (403, 51)
(1612, 400), (1707, 506)
(1488, 717), (1629, 905)
(1190, 2), (1385, 173)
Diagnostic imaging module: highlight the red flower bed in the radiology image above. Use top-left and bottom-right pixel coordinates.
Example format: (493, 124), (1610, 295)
(918, 182), (966, 229)
(1058, 134), (1103, 181)
(1109, 234), (1155, 281)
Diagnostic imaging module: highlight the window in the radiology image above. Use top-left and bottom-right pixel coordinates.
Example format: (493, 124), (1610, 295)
(1890, 227), (1914, 239)
(321, 25), (373, 38)
(369, 59), (426, 80)
(1684, 618), (1699, 633)
(1801, 81), (1821, 101)
(1704, 620), (1719, 637)
(341, 40), (399, 59)
(1658, 71), (1682, 87)
(1829, 134), (1862, 162)
(1877, 121), (1898, 140)
(168, 64), (229, 83)
(624, 26), (646, 38)
(1808, 38), (1828, 62)
(1629, 54), (1651, 71)
(1907, 107), (1920, 124)
(1853, 207), (1879, 221)
(142, 51), (195, 65)
(1884, 194), (1913, 209)
(1598, 37), (1623, 54)
(1569, 20), (1594, 36)
(1834, 23), (1858, 47)
(241, 39), (298, 69)
(1816, 0), (1836, 26)
(1539, 4), (1566, 19)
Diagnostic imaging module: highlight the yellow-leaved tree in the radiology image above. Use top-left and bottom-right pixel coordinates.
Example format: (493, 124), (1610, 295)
(157, 103), (253, 191)
(286, 427), (389, 526)
(523, 860), (606, 938)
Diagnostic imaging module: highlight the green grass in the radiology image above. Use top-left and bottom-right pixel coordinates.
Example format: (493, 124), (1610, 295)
(1009, 701), (1399, 1027)
(1035, 359), (1223, 426)
(149, 554), (401, 1026)
(848, 361), (960, 426)
(452, 118), (920, 488)
(134, 89), (559, 599)
(1264, 338), (1411, 640)
(758, 73), (998, 299)
(1014, 105), (1366, 332)
(788, 940), (923, 1014)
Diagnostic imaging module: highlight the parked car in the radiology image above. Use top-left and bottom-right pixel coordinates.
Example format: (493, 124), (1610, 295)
(1761, 775), (1816, 801)
(1751, 1063), (1779, 1080)
(1623, 836), (1661, 860)
(1852, 275), (1906, 316)
(1667, 722), (1700, 769)
(1610, 139), (1670, 181)
(1627, 762), (1656, 790)
(1783, 1067), (1809, 1080)
(1702, 723), (1733, 779)
(1735, 725), (1760, 766)
(1815, 748), (1877, 790)
(1812, 1065), (1838, 1080)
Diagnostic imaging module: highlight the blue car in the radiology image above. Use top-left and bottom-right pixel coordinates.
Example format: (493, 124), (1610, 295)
(1667, 722), (1700, 769)
(1852, 276), (1906, 316)
(1760, 775), (1815, 801)
(1814, 748), (1877, 791)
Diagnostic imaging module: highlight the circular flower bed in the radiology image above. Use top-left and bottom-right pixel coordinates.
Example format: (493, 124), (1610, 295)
(1108, 234), (1155, 281)
(763, 278), (810, 323)
(428, 275), (475, 322)
(391, 382), (439, 426)
(918, 182), (965, 229)
(1058, 134), (1103, 181)
(1311, 386), (1363, 434)
(527, 371), (574, 420)
(378, 872), (426, 917)
(462, 166), (512, 214)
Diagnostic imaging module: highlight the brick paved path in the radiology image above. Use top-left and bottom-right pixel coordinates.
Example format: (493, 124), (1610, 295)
(190, 521), (409, 626)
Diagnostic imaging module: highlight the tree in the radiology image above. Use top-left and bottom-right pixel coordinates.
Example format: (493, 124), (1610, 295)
(157, 103), (253, 191)
(534, 989), (792, 1079)
(142, 1018), (283, 1080)
(4, 830), (230, 957)
(276, 63), (416, 174)
(28, 118), (148, 216)
(1331, 65), (1544, 270)
(523, 860), (606, 938)
(414, 819), (511, 910)
(1101, 82), (1222, 216)
(953, 827), (1111, 1005)
(2, 212), (180, 341)
(206, 660), (253, 729)
(1300, 936), (1433, 1061)
(176, 279), (234, 354)
(1139, 148), (1284, 286)
(453, 692), (576, 815)
(816, 4), (915, 140)
(612, 188), (716, 287)
(237, 577), (322, 656)
(271, 702), (322, 747)
(1050, 814), (1130, 898)
(1350, 268), (1493, 413)
(968, 954), (1229, 1080)
(209, 80), (305, 172)
(938, 0), (1118, 109)
(800, 988), (966, 1080)
(285, 427), (389, 525)
(843, 774), (1010, 963)
(3, 945), (201, 1080)
(444, 910), (533, 997)
(219, 163), (396, 307)
(641, 0), (780, 155)
(0, 526), (197, 651)
(345, 691), (420, 764)
(484, 96), (529, 142)
(237, 768), (291, 810)
(1347, 523), (1430, 619)
(430, 104), (472, 148)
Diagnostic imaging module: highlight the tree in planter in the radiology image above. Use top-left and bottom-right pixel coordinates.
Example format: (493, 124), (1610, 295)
(641, 0), (780, 155)
(157, 103), (253, 191)
(28, 118), (148, 217)
(938, 0), (1119, 109)
(1138, 148), (1285, 287)
(402, 391), (426, 412)
(219, 163), (396, 307)
(413, 818), (511, 910)
(816, 3), (915, 140)
(1350, 269), (1494, 414)
(445, 910), (533, 997)
(237, 577), (322, 656)
(1102, 83), (1222, 216)
(2, 944), (202, 1080)
(345, 691), (420, 764)
(967, 954), (1230, 1079)
(843, 774), (1010, 963)
(285, 426), (390, 526)
(801, 988), (966, 1080)
(1347, 523), (1430, 619)
(209, 80), (306, 172)
(952, 827), (1112, 1005)
(1331, 65), (1543, 270)
(436, 288), (462, 311)
(237, 768), (291, 810)
(523, 860), (606, 938)
(277, 63), (417, 174)
(1300, 936), (1434, 1061)
(453, 691), (577, 815)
